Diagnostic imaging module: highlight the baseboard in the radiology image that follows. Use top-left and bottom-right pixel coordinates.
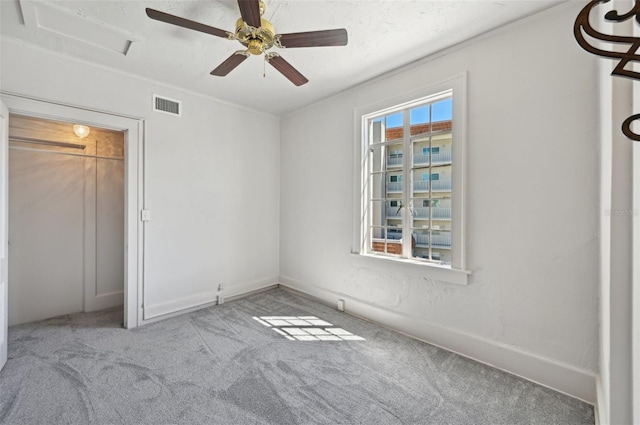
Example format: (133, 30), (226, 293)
(594, 375), (607, 425)
(279, 276), (597, 404)
(143, 276), (279, 320)
(226, 283), (279, 302)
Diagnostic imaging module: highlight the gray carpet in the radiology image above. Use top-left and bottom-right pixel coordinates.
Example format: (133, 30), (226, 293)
(0, 288), (594, 424)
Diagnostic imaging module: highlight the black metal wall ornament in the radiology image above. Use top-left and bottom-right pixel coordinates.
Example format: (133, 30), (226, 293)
(574, 0), (640, 141)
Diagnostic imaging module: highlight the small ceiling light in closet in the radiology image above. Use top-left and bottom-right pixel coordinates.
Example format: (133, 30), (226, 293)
(73, 125), (90, 139)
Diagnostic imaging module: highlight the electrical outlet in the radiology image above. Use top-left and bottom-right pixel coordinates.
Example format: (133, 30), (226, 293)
(218, 283), (224, 291)
(337, 299), (345, 312)
(217, 295), (224, 305)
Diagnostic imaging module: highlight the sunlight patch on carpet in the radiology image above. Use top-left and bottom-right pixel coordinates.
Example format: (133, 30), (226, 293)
(253, 316), (365, 341)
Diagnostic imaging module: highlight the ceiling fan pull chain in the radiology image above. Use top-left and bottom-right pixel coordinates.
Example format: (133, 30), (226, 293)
(263, 56), (266, 78)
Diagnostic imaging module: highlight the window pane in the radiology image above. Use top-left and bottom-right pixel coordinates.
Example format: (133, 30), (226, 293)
(370, 227), (403, 256)
(429, 165), (452, 192)
(411, 197), (452, 231)
(410, 105), (430, 138)
(386, 199), (403, 226)
(384, 227), (403, 256)
(410, 104), (430, 125)
(369, 200), (385, 229)
(413, 139), (431, 167)
(385, 112), (403, 142)
(385, 112), (403, 129)
(386, 144), (403, 169)
(369, 173), (385, 200)
(368, 195), (405, 257)
(411, 169), (430, 194)
(369, 119), (385, 145)
(411, 229), (451, 264)
(370, 226), (386, 254)
(387, 172), (403, 193)
(368, 146), (384, 173)
(432, 98), (453, 122)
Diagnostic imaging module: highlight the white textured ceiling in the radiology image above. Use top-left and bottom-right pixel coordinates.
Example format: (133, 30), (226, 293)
(1, 0), (565, 116)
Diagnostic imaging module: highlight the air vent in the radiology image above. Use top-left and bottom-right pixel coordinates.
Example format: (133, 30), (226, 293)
(153, 94), (181, 117)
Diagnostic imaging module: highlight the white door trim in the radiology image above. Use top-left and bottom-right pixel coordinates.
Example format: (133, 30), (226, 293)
(633, 69), (640, 425)
(632, 18), (640, 425)
(1, 100), (8, 371)
(1, 93), (144, 329)
(633, 130), (640, 425)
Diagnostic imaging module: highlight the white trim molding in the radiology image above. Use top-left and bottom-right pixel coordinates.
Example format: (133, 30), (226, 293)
(143, 276), (279, 321)
(633, 47), (640, 425)
(352, 72), (468, 285)
(1, 92), (144, 329)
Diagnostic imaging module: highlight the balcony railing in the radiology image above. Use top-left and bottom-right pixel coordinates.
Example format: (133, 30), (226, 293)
(386, 206), (451, 220)
(414, 232), (451, 249)
(413, 151), (452, 165)
(412, 207), (451, 220)
(386, 181), (403, 192)
(412, 179), (451, 192)
(386, 229), (402, 240)
(387, 151), (451, 168)
(386, 206), (402, 218)
(386, 180), (451, 193)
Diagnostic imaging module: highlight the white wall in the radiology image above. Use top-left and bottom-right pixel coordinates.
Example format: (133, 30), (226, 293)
(9, 148), (85, 324)
(8, 143), (125, 325)
(280, 2), (599, 402)
(0, 38), (280, 320)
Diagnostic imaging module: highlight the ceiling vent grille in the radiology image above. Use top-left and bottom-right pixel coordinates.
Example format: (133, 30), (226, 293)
(153, 94), (181, 117)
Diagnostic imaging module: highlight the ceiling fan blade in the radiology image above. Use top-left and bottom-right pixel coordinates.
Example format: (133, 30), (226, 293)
(277, 29), (348, 48)
(237, 0), (261, 28)
(210, 51), (249, 76)
(266, 54), (309, 86)
(146, 8), (231, 38)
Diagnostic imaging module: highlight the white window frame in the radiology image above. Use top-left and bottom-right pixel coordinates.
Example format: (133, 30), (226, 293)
(352, 73), (469, 285)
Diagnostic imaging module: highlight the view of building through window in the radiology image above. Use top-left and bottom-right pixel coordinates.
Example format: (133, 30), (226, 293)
(364, 91), (453, 264)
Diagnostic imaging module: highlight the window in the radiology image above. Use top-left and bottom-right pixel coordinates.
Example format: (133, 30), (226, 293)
(422, 199), (440, 208)
(388, 149), (403, 167)
(421, 172), (440, 181)
(355, 74), (466, 276)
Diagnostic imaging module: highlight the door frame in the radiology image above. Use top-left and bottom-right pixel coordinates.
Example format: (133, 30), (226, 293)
(1, 100), (8, 371)
(634, 128), (639, 425)
(633, 61), (640, 425)
(1, 93), (144, 329)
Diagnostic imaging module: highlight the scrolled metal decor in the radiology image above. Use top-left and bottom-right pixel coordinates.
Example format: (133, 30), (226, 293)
(575, 0), (640, 141)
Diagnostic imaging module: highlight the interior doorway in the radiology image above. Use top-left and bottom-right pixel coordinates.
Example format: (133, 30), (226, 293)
(8, 114), (125, 325)
(1, 93), (143, 329)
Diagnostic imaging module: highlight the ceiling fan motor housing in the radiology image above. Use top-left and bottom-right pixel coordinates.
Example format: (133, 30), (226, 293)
(235, 17), (275, 55)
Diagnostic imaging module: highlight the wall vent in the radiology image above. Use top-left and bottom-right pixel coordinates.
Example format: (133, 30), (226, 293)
(153, 94), (181, 117)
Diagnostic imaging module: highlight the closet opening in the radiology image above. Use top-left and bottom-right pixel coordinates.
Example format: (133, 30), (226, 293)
(8, 114), (126, 326)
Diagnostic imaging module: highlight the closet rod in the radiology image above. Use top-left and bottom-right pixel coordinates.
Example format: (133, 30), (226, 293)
(8, 145), (124, 162)
(9, 136), (86, 150)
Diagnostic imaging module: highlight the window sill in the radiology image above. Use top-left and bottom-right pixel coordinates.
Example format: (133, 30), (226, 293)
(350, 252), (470, 286)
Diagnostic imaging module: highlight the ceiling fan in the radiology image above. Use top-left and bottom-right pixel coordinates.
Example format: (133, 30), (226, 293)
(145, 0), (348, 86)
